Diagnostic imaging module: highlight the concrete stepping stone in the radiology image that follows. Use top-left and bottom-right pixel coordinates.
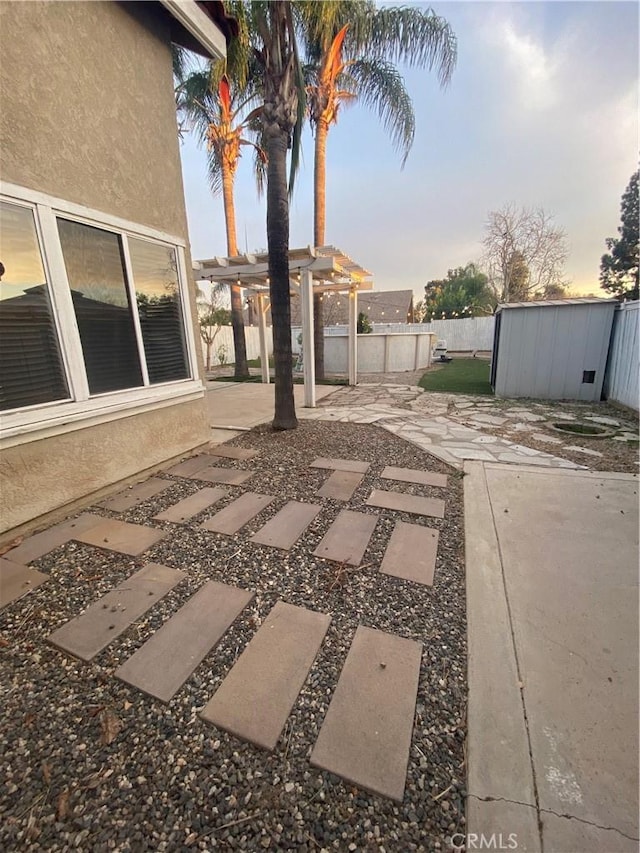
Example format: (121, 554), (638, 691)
(381, 466), (448, 489)
(3, 513), (104, 564)
(73, 518), (166, 556)
(208, 445), (258, 460)
(201, 492), (275, 535)
(47, 563), (184, 661)
(201, 601), (331, 750)
(0, 558), (48, 609)
(366, 489), (445, 519)
(380, 522), (439, 586)
(313, 510), (378, 566)
(165, 455), (214, 477)
(98, 478), (171, 512)
(310, 626), (422, 802)
(250, 501), (322, 550)
(190, 467), (254, 486)
(115, 581), (254, 702)
(154, 488), (228, 523)
(310, 457), (370, 474)
(317, 470), (364, 501)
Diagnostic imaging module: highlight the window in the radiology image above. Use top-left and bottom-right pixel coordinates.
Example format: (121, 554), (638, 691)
(0, 202), (69, 410)
(0, 184), (199, 437)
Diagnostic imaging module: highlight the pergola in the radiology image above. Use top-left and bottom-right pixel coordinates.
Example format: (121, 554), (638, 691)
(195, 245), (373, 407)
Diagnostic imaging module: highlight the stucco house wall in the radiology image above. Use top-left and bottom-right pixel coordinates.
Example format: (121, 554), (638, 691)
(0, 1), (220, 539)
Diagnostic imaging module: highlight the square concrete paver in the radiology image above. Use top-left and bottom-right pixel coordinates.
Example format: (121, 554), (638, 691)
(250, 501), (322, 550)
(165, 455), (215, 477)
(3, 513), (104, 564)
(73, 518), (166, 556)
(381, 466), (448, 489)
(366, 489), (445, 519)
(0, 558), (49, 609)
(98, 477), (171, 512)
(190, 467), (254, 486)
(154, 488), (228, 523)
(201, 601), (331, 750)
(115, 581), (254, 702)
(380, 522), (439, 586)
(208, 446), (258, 461)
(317, 470), (364, 501)
(310, 457), (370, 474)
(310, 625), (422, 802)
(313, 510), (378, 566)
(201, 492), (275, 535)
(47, 563), (185, 661)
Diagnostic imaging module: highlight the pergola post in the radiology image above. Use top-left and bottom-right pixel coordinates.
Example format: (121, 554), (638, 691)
(300, 269), (316, 407)
(257, 293), (269, 384)
(348, 285), (358, 386)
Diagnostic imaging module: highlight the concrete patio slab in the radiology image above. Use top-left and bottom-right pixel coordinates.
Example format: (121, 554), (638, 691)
(465, 461), (639, 849)
(201, 601), (331, 750)
(47, 563), (185, 661)
(98, 478), (171, 512)
(206, 382), (335, 430)
(73, 518), (166, 556)
(154, 487), (228, 523)
(366, 489), (445, 519)
(201, 492), (275, 535)
(317, 470), (364, 501)
(115, 581), (254, 702)
(313, 510), (378, 566)
(310, 625), (422, 802)
(380, 522), (439, 586)
(0, 558), (48, 609)
(380, 466), (448, 488)
(250, 501), (322, 550)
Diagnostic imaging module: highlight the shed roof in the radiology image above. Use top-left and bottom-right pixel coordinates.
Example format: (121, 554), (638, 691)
(496, 297), (617, 313)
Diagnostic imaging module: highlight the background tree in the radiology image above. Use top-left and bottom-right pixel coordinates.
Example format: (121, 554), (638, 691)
(422, 263), (496, 320)
(196, 283), (232, 370)
(178, 27), (264, 379)
(357, 311), (372, 333)
(297, 1), (457, 378)
(482, 204), (568, 303)
(600, 169), (639, 300)
(253, 0), (306, 429)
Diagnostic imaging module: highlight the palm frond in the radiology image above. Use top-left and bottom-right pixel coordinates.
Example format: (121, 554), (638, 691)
(343, 59), (415, 165)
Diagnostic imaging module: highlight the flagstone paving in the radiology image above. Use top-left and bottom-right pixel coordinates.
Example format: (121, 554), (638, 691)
(250, 500), (322, 550)
(366, 488), (446, 519)
(98, 478), (171, 512)
(153, 487), (229, 523)
(313, 509), (378, 566)
(0, 558), (48, 609)
(73, 517), (167, 556)
(47, 563), (184, 661)
(316, 469), (364, 501)
(201, 492), (275, 535)
(115, 581), (254, 703)
(380, 522), (440, 586)
(310, 626), (422, 802)
(201, 601), (331, 750)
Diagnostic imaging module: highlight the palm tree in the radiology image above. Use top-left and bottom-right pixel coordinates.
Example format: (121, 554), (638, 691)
(296, 1), (457, 378)
(252, 0), (306, 430)
(178, 55), (265, 379)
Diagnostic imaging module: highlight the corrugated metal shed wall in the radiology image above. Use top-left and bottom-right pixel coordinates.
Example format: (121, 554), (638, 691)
(603, 301), (639, 411)
(493, 302), (616, 400)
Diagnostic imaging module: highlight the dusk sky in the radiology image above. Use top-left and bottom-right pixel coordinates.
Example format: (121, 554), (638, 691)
(179, 1), (639, 301)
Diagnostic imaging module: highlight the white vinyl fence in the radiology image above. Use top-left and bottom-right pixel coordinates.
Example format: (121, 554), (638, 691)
(292, 316), (495, 354)
(202, 324), (273, 368)
(604, 300), (639, 411)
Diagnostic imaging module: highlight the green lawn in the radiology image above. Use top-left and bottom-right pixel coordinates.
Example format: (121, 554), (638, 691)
(419, 357), (493, 396)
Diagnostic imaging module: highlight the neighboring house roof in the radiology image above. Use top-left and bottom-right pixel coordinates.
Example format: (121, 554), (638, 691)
(159, 0), (231, 59)
(497, 297), (617, 312)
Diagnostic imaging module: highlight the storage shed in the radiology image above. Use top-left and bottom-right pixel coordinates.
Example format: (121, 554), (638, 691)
(490, 298), (617, 401)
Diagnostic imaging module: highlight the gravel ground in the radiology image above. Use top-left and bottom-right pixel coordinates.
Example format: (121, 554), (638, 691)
(0, 420), (466, 852)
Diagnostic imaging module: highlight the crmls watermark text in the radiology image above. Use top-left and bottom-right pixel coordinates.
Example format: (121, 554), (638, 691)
(450, 832), (519, 850)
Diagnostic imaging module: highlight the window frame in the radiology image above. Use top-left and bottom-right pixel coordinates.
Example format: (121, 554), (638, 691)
(0, 182), (203, 445)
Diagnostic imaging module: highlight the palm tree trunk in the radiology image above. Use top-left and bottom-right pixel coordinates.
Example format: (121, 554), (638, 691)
(267, 130), (297, 430)
(313, 117), (329, 380)
(221, 163), (250, 379)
